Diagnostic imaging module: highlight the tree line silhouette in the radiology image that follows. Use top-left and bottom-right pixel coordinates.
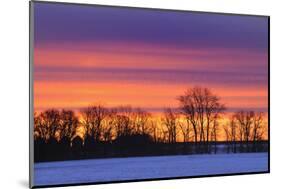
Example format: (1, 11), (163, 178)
(34, 87), (268, 162)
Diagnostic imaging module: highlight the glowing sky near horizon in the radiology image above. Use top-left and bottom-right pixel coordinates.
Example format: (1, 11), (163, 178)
(33, 2), (268, 114)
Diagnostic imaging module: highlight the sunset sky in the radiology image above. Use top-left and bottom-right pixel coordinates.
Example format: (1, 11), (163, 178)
(33, 2), (268, 115)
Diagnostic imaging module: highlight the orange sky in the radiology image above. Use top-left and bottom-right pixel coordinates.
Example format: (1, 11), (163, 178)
(34, 43), (268, 115)
(34, 80), (267, 112)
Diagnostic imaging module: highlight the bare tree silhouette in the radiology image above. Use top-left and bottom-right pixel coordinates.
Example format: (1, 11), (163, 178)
(80, 105), (108, 142)
(132, 108), (151, 135)
(150, 119), (159, 143)
(178, 87), (225, 152)
(234, 111), (266, 152)
(162, 108), (178, 144)
(179, 120), (191, 143)
(102, 109), (116, 142)
(252, 112), (265, 152)
(223, 115), (238, 153)
(59, 110), (79, 140)
(39, 109), (60, 140)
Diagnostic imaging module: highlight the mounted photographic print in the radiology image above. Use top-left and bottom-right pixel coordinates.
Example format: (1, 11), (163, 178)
(29, 1), (270, 188)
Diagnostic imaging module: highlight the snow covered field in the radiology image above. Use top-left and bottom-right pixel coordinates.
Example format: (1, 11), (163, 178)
(34, 153), (268, 186)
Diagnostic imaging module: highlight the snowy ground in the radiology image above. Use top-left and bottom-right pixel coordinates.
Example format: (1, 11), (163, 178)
(34, 153), (268, 186)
